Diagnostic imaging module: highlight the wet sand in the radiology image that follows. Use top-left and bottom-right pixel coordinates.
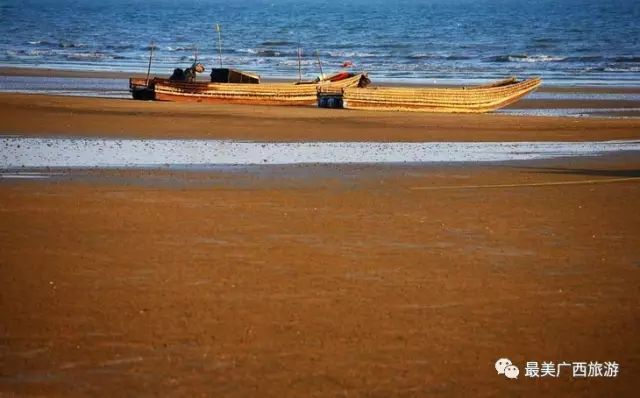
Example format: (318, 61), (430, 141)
(2, 93), (640, 142)
(1, 157), (639, 396)
(0, 67), (153, 80)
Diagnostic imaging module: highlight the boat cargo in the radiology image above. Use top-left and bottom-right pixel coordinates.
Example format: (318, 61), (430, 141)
(210, 68), (261, 84)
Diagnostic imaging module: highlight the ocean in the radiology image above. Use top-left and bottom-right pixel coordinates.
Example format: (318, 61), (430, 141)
(1, 0), (639, 85)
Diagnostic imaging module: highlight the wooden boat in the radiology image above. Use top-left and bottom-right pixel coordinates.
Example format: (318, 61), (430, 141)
(152, 72), (369, 106)
(129, 31), (372, 105)
(130, 67), (259, 100)
(130, 69), (370, 105)
(318, 76), (541, 113)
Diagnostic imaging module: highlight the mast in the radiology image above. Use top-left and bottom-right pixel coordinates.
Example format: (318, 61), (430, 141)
(145, 41), (154, 85)
(297, 41), (302, 82)
(315, 50), (324, 80)
(215, 24), (223, 68)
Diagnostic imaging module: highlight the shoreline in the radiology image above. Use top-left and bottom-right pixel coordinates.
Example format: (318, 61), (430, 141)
(2, 66), (640, 119)
(2, 66), (640, 93)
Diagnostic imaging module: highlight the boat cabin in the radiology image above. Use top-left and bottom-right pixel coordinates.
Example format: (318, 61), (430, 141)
(210, 68), (260, 84)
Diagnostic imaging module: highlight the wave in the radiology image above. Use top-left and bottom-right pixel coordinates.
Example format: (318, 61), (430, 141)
(279, 59), (316, 67)
(603, 66), (640, 72)
(256, 49), (283, 57)
(27, 40), (85, 49)
(235, 48), (294, 57)
(613, 56), (640, 63)
(486, 54), (640, 64)
(584, 65), (640, 73)
(65, 52), (107, 61)
(368, 43), (413, 50)
(446, 55), (473, 61)
(407, 53), (434, 60)
(164, 45), (196, 52)
(326, 50), (377, 58)
(235, 48), (257, 55)
(106, 43), (135, 50)
(6, 49), (57, 58)
(485, 54), (567, 63)
(260, 40), (295, 46)
(27, 40), (54, 46)
(563, 55), (604, 62)
(235, 49), (297, 57)
(59, 41), (86, 49)
(533, 37), (556, 43)
(407, 53), (472, 61)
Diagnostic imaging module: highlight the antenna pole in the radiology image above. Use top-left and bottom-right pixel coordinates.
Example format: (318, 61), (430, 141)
(216, 24), (223, 68)
(297, 42), (302, 82)
(315, 50), (324, 80)
(145, 41), (154, 85)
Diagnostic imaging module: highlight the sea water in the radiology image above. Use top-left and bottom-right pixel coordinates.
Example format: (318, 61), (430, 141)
(0, 0), (638, 86)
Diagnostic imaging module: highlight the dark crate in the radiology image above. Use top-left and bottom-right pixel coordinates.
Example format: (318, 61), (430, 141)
(210, 68), (260, 84)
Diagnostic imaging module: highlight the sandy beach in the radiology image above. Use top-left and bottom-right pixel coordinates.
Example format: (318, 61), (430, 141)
(1, 65), (640, 396)
(2, 157), (640, 397)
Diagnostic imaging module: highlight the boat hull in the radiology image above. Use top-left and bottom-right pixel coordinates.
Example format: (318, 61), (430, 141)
(154, 83), (317, 106)
(131, 87), (156, 101)
(129, 77), (156, 100)
(151, 73), (368, 106)
(333, 77), (542, 113)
